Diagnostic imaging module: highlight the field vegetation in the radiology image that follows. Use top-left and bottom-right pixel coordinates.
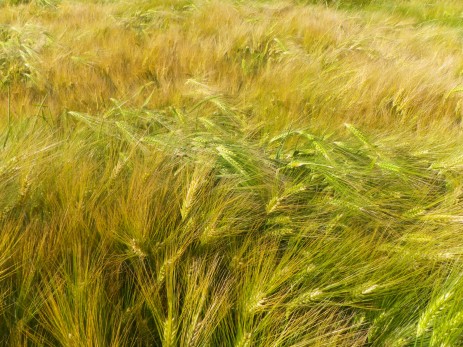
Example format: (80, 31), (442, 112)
(2, 0), (463, 345)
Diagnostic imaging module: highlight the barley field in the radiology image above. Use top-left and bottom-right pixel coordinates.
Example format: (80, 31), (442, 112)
(2, 0), (463, 345)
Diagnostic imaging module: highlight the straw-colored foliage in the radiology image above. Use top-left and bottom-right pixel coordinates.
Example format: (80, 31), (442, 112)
(2, 0), (463, 345)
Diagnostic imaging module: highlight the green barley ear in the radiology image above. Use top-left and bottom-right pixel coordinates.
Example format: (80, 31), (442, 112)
(216, 145), (250, 180)
(344, 123), (373, 148)
(163, 314), (177, 347)
(235, 332), (252, 347)
(180, 166), (208, 220)
(417, 291), (454, 338)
